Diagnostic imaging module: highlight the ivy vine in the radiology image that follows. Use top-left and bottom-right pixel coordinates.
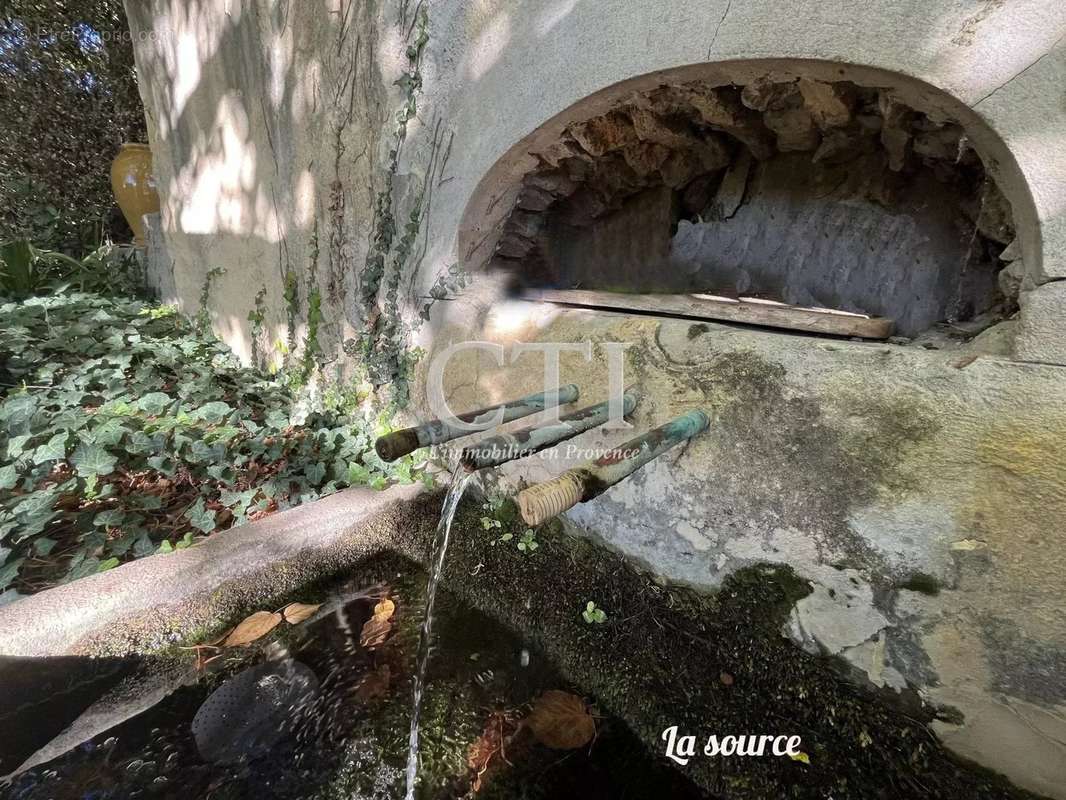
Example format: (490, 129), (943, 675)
(0, 289), (427, 598)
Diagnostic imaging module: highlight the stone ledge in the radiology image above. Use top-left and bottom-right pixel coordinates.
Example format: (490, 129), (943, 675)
(0, 484), (431, 658)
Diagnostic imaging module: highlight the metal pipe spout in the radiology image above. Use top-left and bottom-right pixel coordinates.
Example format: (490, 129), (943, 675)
(517, 409), (710, 526)
(374, 384), (580, 462)
(459, 388), (641, 472)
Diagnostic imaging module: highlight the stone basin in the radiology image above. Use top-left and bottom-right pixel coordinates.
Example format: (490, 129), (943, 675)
(0, 483), (1055, 799)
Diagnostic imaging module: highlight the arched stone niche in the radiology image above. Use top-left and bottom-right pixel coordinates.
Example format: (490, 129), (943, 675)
(458, 60), (1041, 343)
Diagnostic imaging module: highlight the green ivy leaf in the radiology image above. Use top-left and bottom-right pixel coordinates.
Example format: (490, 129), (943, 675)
(146, 455), (176, 476)
(32, 432), (68, 463)
(0, 395), (37, 435)
(132, 494), (162, 510)
(305, 461), (326, 484)
(205, 463), (235, 482)
(185, 498), (217, 534)
(194, 401), (232, 425)
(0, 557), (25, 590)
(65, 553), (101, 582)
(91, 418), (128, 446)
(133, 533), (156, 558)
(93, 509), (126, 529)
(4, 434), (32, 459)
(347, 463), (371, 485)
(0, 464), (18, 490)
(70, 442), (117, 477)
(265, 409), (289, 430)
(126, 431), (160, 454)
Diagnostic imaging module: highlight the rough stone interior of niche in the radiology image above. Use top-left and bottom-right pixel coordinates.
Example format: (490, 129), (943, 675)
(490, 77), (1019, 340)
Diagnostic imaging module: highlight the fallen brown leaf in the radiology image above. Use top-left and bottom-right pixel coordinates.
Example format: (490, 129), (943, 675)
(467, 710), (524, 793)
(360, 616), (392, 649)
(222, 610), (283, 646)
(282, 602), (321, 624)
(359, 595), (396, 649)
(373, 597), (395, 620)
(204, 628), (234, 647)
(527, 690), (595, 750)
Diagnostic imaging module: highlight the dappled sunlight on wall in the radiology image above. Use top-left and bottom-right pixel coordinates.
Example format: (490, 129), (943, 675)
(149, 0), (235, 137)
(126, 0), (391, 379)
(173, 93), (266, 236)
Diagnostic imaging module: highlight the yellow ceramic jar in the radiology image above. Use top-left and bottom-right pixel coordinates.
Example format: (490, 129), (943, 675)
(110, 143), (160, 246)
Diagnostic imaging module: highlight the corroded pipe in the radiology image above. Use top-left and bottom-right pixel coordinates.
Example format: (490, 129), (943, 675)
(459, 388), (641, 472)
(374, 385), (580, 462)
(517, 409), (710, 525)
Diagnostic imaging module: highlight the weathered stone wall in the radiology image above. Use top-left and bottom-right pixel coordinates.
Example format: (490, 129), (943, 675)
(417, 4), (1066, 795)
(432, 305), (1066, 796)
(125, 0), (391, 369)
(127, 0), (1066, 795)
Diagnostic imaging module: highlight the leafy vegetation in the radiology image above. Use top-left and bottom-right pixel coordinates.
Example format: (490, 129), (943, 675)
(582, 601), (607, 624)
(1, 1), (145, 254)
(516, 529), (539, 553)
(0, 289), (428, 599)
(479, 497), (505, 532)
(419, 262), (469, 322)
(0, 239), (141, 297)
(479, 494), (540, 553)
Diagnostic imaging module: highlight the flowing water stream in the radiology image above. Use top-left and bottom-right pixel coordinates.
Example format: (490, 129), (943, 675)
(404, 466), (474, 800)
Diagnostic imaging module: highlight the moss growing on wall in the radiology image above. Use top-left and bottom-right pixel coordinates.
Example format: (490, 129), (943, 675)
(389, 493), (1042, 800)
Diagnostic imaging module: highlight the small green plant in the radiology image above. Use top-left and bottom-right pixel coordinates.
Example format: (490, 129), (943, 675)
(0, 240), (141, 298)
(582, 601), (607, 624)
(282, 268), (299, 363)
(157, 531), (195, 554)
(247, 285), (268, 366)
(419, 263), (469, 323)
(489, 527), (538, 553)
(480, 496), (506, 531)
(300, 285), (323, 383)
(195, 267), (224, 335)
(143, 304), (178, 320)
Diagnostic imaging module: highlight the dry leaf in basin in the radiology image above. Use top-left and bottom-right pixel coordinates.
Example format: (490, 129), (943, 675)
(222, 610), (283, 646)
(467, 710), (522, 792)
(281, 602), (321, 624)
(373, 597), (395, 620)
(527, 690), (596, 750)
(360, 616), (392, 649)
(359, 595), (396, 649)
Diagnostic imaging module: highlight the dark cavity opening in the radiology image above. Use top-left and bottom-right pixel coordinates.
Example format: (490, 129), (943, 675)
(490, 77), (1017, 339)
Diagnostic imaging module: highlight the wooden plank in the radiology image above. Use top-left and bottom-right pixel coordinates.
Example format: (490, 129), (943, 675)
(520, 289), (895, 339)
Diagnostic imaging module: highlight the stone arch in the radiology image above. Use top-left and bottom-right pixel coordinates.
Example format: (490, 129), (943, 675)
(457, 59), (1041, 342)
